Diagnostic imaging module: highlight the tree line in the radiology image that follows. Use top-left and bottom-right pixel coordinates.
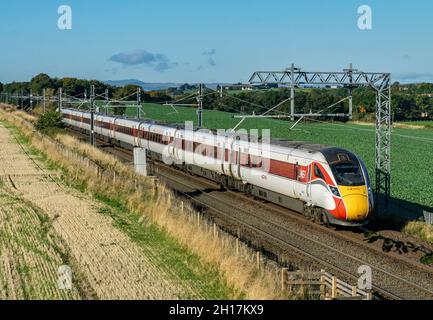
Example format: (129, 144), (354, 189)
(1, 74), (433, 121)
(0, 74), (172, 114)
(202, 83), (433, 121)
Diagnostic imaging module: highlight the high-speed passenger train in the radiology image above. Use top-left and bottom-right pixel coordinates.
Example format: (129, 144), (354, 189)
(62, 108), (374, 227)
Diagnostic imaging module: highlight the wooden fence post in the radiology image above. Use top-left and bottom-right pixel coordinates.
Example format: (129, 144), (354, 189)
(281, 268), (288, 291)
(213, 223), (217, 238)
(352, 286), (357, 297)
(320, 270), (326, 299)
(331, 276), (337, 299)
(235, 238), (240, 256)
(300, 278), (306, 297)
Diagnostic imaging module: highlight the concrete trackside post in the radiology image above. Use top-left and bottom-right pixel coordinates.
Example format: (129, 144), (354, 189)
(133, 147), (148, 176)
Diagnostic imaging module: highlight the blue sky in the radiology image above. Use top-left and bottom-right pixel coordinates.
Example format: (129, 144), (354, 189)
(1, 0), (433, 84)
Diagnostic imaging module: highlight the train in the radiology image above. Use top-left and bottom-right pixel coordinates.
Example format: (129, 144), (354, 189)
(61, 108), (374, 227)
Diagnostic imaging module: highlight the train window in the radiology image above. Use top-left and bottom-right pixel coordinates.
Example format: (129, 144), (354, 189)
(314, 164), (326, 181)
(331, 162), (365, 187)
(240, 153), (249, 167)
(250, 155), (262, 168)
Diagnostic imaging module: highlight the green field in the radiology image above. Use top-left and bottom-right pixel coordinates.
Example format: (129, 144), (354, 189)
(398, 120), (433, 127)
(107, 103), (433, 211)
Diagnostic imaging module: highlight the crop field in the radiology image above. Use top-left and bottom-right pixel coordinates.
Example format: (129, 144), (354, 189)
(114, 103), (433, 211)
(0, 186), (82, 299)
(0, 119), (239, 300)
(398, 120), (433, 127)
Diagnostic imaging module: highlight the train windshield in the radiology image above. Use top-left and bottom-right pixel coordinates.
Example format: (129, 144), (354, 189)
(331, 162), (365, 186)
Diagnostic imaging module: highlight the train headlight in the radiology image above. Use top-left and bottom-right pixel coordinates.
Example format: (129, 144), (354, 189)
(329, 186), (341, 198)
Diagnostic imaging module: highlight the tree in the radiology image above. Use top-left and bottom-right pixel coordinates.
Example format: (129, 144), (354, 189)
(4, 81), (30, 95)
(113, 84), (141, 100)
(111, 85), (142, 115)
(415, 95), (431, 117)
(145, 90), (172, 103)
(35, 110), (64, 133)
(392, 94), (416, 120)
(61, 78), (86, 96)
(30, 73), (53, 94)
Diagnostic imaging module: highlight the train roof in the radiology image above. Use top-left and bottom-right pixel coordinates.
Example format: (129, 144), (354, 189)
(62, 108), (358, 159)
(270, 139), (331, 153)
(271, 139), (359, 162)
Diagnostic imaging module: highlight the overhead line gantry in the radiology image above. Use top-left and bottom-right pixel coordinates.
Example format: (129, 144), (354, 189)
(249, 64), (392, 215)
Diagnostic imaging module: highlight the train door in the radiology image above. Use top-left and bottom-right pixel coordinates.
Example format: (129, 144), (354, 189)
(167, 131), (175, 159)
(174, 132), (184, 164)
(229, 142), (241, 180)
(306, 164), (312, 201)
(291, 157), (311, 201)
(222, 140), (232, 177)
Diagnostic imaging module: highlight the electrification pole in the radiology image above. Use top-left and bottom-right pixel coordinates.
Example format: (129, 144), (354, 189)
(105, 89), (109, 115)
(137, 87), (141, 119)
(42, 88), (46, 114)
(90, 85), (95, 146)
(58, 88), (63, 112)
(197, 84), (204, 128)
(290, 64), (296, 121)
(29, 89), (33, 112)
(344, 63), (357, 120)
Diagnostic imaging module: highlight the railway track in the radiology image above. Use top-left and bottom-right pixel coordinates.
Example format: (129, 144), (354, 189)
(66, 128), (433, 300)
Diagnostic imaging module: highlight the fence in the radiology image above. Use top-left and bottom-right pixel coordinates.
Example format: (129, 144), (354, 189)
(180, 205), (374, 300)
(281, 270), (373, 300)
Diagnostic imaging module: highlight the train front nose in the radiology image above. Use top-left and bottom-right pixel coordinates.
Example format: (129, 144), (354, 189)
(339, 186), (370, 222)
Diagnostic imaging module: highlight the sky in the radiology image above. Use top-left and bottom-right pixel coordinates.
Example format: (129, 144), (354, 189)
(0, 0), (433, 84)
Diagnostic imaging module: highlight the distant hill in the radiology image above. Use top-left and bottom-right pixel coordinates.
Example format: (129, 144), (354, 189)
(104, 79), (180, 91)
(104, 79), (231, 91)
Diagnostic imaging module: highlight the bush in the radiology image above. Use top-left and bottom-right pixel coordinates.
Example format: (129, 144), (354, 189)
(35, 111), (64, 132)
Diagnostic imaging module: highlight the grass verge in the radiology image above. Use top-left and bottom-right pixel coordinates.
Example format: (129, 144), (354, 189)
(403, 221), (433, 245)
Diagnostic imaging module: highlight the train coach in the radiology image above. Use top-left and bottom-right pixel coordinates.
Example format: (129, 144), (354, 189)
(61, 108), (374, 227)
